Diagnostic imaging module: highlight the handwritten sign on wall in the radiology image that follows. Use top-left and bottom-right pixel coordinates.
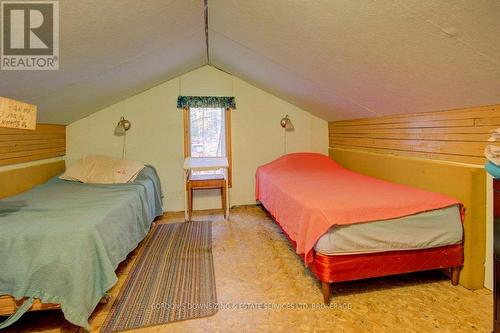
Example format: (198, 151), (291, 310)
(0, 97), (37, 130)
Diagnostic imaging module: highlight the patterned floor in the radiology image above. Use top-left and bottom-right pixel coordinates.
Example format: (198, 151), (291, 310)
(2, 206), (492, 332)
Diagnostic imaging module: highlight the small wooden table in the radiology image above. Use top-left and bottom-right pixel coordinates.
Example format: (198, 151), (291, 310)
(183, 157), (230, 221)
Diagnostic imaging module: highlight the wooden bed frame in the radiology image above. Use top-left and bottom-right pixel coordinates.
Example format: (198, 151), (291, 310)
(0, 161), (63, 318)
(321, 269), (461, 304)
(316, 249), (462, 304)
(0, 160), (157, 321)
(329, 147), (486, 290)
(0, 294), (111, 317)
(316, 252), (463, 304)
(255, 150), (475, 303)
(262, 206), (463, 304)
(0, 220), (159, 319)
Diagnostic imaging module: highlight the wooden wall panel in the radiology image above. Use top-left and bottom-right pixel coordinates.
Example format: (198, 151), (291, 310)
(329, 104), (500, 165)
(329, 147), (486, 289)
(0, 160), (65, 199)
(0, 124), (66, 166)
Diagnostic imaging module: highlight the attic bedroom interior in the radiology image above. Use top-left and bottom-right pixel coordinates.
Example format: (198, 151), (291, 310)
(0, 0), (498, 332)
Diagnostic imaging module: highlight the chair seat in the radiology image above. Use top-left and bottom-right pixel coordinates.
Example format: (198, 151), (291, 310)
(189, 173), (225, 181)
(187, 173), (227, 218)
(187, 173), (226, 190)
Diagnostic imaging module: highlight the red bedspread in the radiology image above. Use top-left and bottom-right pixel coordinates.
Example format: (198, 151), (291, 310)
(255, 153), (463, 264)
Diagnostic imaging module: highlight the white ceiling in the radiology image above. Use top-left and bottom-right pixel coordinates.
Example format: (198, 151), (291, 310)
(209, 0), (500, 120)
(0, 0), (206, 124)
(1, 0), (499, 124)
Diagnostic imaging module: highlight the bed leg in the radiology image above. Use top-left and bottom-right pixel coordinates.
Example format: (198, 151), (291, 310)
(451, 266), (460, 286)
(322, 281), (331, 304)
(99, 293), (111, 304)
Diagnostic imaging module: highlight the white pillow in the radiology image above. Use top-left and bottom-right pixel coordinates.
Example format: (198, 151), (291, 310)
(60, 155), (145, 184)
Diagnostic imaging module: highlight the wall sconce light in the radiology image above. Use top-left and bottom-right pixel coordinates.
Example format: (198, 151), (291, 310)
(280, 114), (294, 155)
(280, 114), (294, 131)
(114, 116), (131, 136)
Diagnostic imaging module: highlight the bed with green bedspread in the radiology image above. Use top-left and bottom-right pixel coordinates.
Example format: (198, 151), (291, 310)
(0, 166), (163, 329)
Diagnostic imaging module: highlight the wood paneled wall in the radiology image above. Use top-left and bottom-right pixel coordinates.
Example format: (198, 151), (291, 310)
(329, 105), (500, 165)
(0, 124), (66, 166)
(0, 160), (65, 199)
(330, 147), (486, 289)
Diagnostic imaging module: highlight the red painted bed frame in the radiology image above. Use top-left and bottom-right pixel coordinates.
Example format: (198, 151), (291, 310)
(262, 206), (464, 304)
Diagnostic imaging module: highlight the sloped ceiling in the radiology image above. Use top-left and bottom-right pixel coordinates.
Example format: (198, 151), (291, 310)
(1, 0), (499, 124)
(209, 0), (500, 120)
(0, 0), (206, 124)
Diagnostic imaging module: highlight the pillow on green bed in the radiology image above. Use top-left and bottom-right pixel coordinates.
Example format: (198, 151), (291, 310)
(60, 155), (145, 184)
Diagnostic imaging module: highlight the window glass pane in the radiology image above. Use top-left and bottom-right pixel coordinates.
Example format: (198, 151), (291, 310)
(189, 107), (226, 177)
(190, 107), (226, 157)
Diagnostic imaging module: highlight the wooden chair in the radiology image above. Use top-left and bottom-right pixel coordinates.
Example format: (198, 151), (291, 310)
(187, 173), (227, 219)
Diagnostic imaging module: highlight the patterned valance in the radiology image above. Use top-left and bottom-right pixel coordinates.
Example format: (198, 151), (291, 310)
(177, 96), (236, 109)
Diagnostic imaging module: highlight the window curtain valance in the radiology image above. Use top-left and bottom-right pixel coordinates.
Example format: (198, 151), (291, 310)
(177, 96), (236, 110)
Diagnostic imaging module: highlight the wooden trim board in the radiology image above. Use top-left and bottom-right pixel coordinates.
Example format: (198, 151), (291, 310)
(0, 160), (65, 199)
(0, 297), (59, 317)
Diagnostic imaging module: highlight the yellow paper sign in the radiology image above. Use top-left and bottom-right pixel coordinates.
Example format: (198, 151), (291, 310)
(0, 97), (37, 130)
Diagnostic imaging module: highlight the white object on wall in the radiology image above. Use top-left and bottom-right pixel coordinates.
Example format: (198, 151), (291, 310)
(0, 96), (37, 130)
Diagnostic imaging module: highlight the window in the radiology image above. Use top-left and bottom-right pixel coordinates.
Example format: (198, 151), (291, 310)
(184, 107), (232, 185)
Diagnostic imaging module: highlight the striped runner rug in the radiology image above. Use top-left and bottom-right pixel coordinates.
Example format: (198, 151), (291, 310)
(101, 221), (217, 332)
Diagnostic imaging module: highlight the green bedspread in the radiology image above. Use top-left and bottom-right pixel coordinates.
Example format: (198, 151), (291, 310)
(0, 166), (163, 329)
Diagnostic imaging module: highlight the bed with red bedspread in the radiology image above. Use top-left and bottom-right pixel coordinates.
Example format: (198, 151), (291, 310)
(255, 153), (464, 303)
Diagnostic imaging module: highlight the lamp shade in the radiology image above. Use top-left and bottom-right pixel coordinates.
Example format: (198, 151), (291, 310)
(280, 115), (294, 130)
(114, 116), (131, 136)
(114, 123), (125, 135)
